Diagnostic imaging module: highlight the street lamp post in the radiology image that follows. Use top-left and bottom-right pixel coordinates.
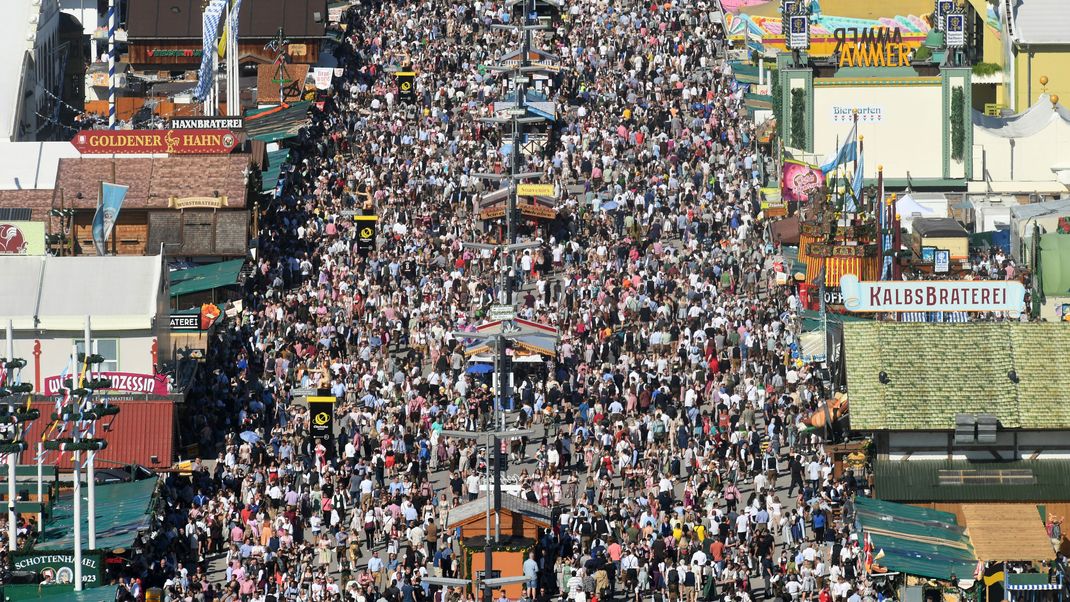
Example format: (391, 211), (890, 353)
(0, 321), (35, 552)
(45, 334), (116, 591)
(439, 425), (532, 602)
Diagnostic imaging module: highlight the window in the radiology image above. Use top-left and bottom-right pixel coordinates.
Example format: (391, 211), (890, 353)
(937, 468), (1035, 486)
(74, 339), (119, 373)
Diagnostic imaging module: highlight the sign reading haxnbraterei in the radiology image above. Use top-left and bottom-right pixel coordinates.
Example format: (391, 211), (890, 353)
(165, 117), (245, 130)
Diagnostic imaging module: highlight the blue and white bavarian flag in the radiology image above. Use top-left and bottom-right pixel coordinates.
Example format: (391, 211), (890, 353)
(193, 0), (228, 101)
(847, 147), (864, 212)
(820, 121), (857, 174)
(92, 182), (129, 256)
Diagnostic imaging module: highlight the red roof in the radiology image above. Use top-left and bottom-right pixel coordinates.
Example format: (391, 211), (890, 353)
(19, 400), (175, 471)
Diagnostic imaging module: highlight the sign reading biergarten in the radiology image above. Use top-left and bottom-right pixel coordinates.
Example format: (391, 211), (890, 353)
(838, 274), (1026, 314)
(70, 129), (239, 155)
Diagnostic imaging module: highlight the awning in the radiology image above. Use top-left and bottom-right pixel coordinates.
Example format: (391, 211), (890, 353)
(856, 496), (977, 581)
(799, 309), (868, 332)
(962, 504), (1056, 562)
(2, 584), (119, 601)
(261, 148), (291, 193)
(35, 478), (158, 552)
(1006, 573), (1062, 591)
(459, 318), (559, 357)
(244, 101), (312, 142)
(170, 259), (245, 297)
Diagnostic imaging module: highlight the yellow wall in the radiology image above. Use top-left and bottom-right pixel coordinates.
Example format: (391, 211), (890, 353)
(912, 235), (969, 260)
(965, 0), (1003, 65)
(740, 0), (932, 19)
(1008, 48), (1070, 113)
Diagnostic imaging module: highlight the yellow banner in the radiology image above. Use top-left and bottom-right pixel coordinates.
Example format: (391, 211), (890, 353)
(517, 184), (554, 196)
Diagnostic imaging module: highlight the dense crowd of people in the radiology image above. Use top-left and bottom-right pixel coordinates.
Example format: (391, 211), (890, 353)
(134, 0), (880, 601)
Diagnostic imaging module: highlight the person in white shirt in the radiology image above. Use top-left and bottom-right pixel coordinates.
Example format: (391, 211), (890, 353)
(466, 472), (481, 501)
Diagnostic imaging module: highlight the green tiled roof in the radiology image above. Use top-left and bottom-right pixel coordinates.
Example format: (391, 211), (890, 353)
(843, 322), (1070, 430)
(874, 459), (1070, 503)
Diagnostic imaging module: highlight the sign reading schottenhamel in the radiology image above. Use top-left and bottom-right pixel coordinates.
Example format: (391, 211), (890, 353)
(165, 117), (245, 130)
(838, 274), (1026, 315)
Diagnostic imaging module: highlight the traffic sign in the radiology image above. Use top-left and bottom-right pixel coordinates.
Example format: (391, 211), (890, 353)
(517, 183), (554, 196)
(504, 107), (527, 116)
(488, 304), (516, 321)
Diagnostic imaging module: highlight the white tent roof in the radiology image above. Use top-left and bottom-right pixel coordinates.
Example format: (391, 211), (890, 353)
(897, 194), (935, 216)
(1010, 0), (1070, 45)
(0, 256), (163, 331)
(973, 94), (1070, 138)
(0, 141), (82, 189)
(1009, 198), (1070, 221)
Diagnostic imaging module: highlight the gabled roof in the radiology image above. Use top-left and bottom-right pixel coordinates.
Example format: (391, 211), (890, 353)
(844, 322), (1070, 430)
(446, 494), (551, 528)
(54, 156), (250, 210)
(1010, 0), (1070, 45)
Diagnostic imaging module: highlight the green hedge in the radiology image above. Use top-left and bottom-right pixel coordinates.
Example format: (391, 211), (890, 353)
(951, 86), (964, 161)
(791, 87), (806, 148)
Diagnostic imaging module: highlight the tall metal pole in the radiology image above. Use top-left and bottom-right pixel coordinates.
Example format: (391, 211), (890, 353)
(36, 442), (42, 534)
(7, 320), (15, 551)
(84, 316), (95, 550)
(493, 337), (505, 543)
(107, 0), (116, 129)
(484, 430), (492, 602)
(212, 5), (223, 117)
(228, 2), (239, 116)
(71, 343), (83, 591)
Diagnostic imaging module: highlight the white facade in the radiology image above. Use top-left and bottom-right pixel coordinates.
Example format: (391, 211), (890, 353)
(5, 330), (159, 392)
(971, 95), (1070, 193)
(0, 256), (170, 389)
(811, 82), (944, 182)
(0, 0), (65, 142)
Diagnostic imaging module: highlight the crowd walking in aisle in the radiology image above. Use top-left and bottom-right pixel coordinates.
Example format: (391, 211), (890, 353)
(137, 0), (881, 600)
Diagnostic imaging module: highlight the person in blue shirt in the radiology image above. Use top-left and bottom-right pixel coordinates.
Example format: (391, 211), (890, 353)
(812, 509), (827, 542)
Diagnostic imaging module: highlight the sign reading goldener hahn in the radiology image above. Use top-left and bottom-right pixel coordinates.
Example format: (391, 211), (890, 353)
(70, 129), (239, 154)
(838, 274), (1026, 315)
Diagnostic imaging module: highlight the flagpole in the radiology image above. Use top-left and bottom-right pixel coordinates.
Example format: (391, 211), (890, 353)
(877, 165), (885, 281)
(857, 133), (864, 217)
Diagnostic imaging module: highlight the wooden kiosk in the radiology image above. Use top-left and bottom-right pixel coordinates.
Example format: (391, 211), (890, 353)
(446, 495), (551, 599)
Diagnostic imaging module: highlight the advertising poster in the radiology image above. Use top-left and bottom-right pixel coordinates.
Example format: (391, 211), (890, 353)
(781, 160), (826, 202)
(307, 395), (335, 440)
(0, 222), (45, 255)
(396, 71), (416, 103)
(354, 215), (378, 255)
